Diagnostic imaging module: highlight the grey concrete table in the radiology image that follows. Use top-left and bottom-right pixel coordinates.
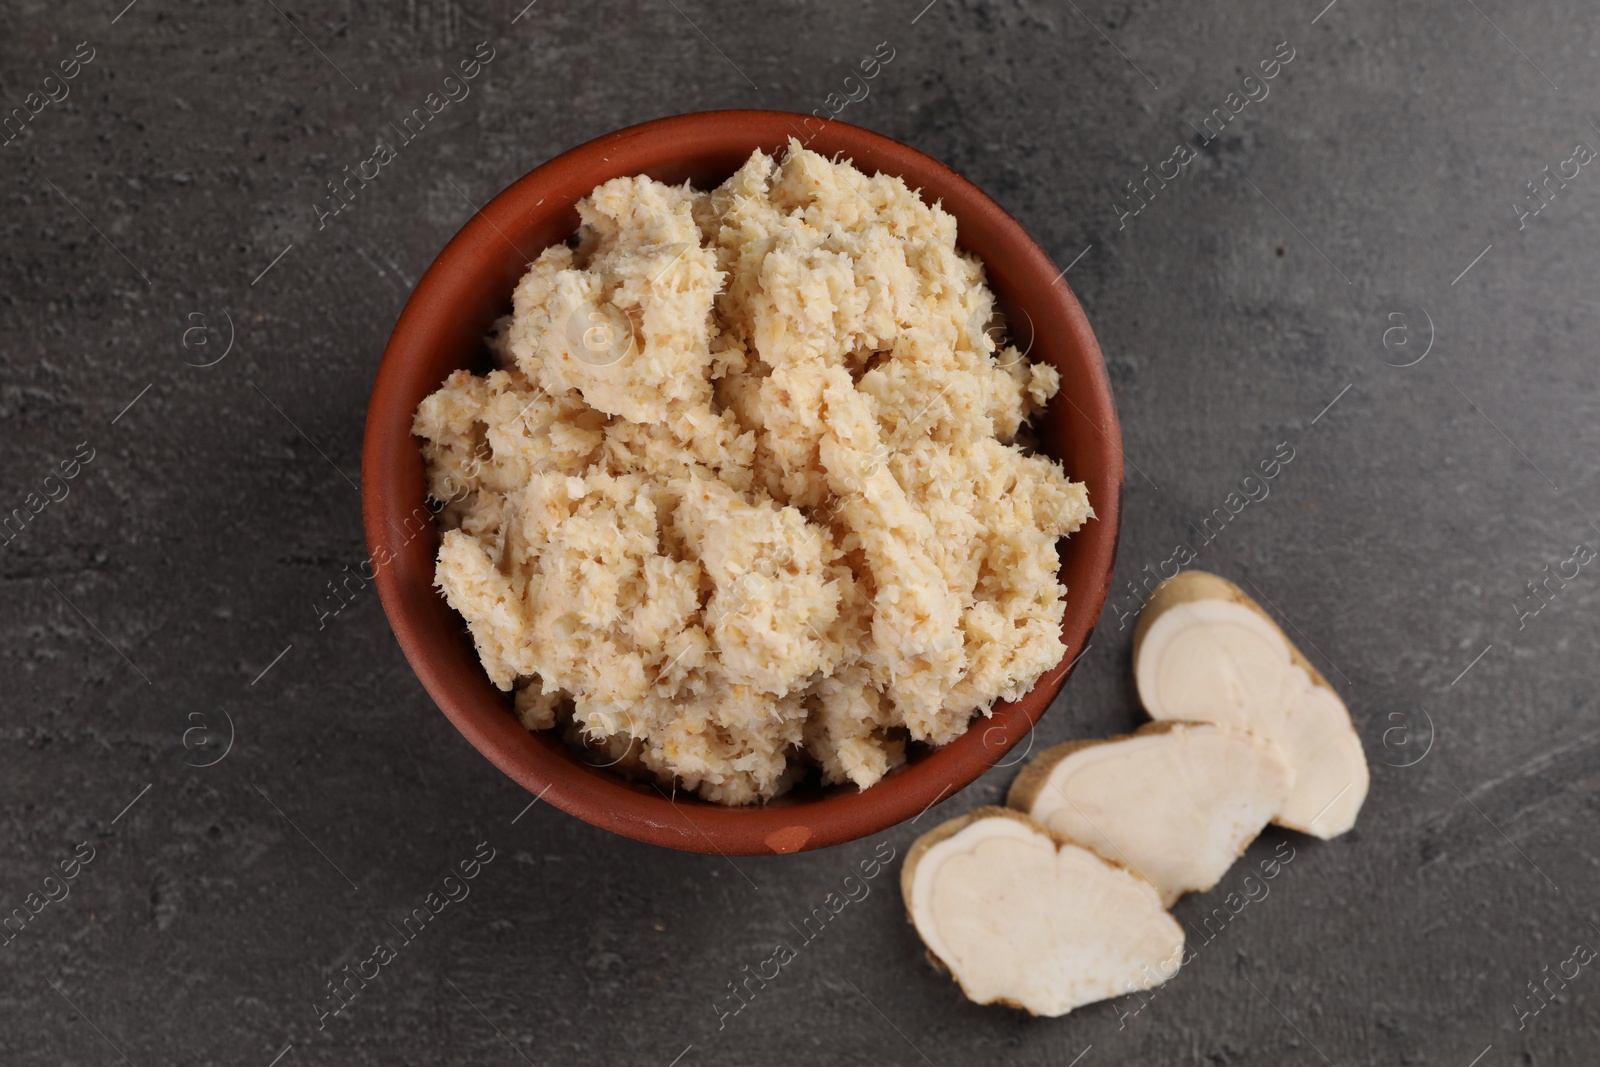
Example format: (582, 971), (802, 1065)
(3, 1), (1596, 1064)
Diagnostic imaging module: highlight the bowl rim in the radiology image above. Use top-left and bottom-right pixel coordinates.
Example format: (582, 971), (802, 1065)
(362, 108), (1123, 855)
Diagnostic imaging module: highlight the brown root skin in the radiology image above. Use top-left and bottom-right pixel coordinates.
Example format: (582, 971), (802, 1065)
(1131, 569), (1333, 694)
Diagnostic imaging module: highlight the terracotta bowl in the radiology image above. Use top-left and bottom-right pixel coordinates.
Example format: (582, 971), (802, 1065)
(362, 110), (1122, 855)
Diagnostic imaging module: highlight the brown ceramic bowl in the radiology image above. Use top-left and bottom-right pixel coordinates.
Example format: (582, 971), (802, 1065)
(362, 110), (1122, 855)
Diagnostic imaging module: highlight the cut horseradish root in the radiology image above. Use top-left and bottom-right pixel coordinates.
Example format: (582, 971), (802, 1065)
(1133, 570), (1369, 839)
(1007, 722), (1293, 906)
(901, 808), (1185, 1017)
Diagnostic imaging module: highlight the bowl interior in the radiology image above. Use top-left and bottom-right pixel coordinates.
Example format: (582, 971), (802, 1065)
(362, 110), (1123, 855)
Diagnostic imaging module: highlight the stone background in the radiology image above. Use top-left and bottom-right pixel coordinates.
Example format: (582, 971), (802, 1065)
(3, 0), (1597, 1064)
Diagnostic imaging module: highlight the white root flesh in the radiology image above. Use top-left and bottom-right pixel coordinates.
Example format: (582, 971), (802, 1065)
(901, 808), (1186, 1018)
(1007, 722), (1294, 905)
(1132, 571), (1369, 839)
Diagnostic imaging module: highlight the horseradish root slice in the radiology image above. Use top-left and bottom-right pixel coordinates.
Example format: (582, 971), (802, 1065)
(1007, 722), (1293, 905)
(901, 808), (1185, 1017)
(1133, 570), (1369, 838)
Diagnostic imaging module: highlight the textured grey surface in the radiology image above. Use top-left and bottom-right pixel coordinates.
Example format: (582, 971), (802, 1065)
(3, 0), (1598, 1064)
